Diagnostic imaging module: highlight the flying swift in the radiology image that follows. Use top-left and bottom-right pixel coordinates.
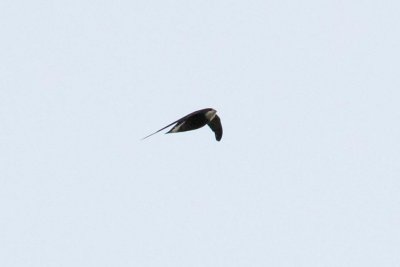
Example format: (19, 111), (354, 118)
(142, 108), (223, 141)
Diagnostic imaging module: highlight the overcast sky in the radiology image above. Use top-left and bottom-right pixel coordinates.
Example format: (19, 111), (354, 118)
(1, 0), (399, 266)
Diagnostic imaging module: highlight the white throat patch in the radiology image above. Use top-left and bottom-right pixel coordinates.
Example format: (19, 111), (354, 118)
(205, 110), (217, 121)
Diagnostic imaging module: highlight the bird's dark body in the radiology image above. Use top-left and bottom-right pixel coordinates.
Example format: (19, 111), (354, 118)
(167, 113), (209, 133)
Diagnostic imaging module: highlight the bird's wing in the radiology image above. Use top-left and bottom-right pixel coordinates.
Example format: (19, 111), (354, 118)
(207, 115), (223, 141)
(141, 120), (181, 140)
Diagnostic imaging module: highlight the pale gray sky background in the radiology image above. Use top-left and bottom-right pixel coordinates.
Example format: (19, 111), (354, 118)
(1, 0), (399, 266)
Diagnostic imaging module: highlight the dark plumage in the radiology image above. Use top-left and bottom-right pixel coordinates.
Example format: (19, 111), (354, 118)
(142, 108), (223, 141)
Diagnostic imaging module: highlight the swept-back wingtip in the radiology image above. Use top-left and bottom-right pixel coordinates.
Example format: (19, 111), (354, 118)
(141, 120), (180, 141)
(141, 136), (150, 141)
(141, 131), (159, 140)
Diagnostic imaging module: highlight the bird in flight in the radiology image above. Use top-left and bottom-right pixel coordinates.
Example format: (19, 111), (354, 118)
(142, 108), (223, 141)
